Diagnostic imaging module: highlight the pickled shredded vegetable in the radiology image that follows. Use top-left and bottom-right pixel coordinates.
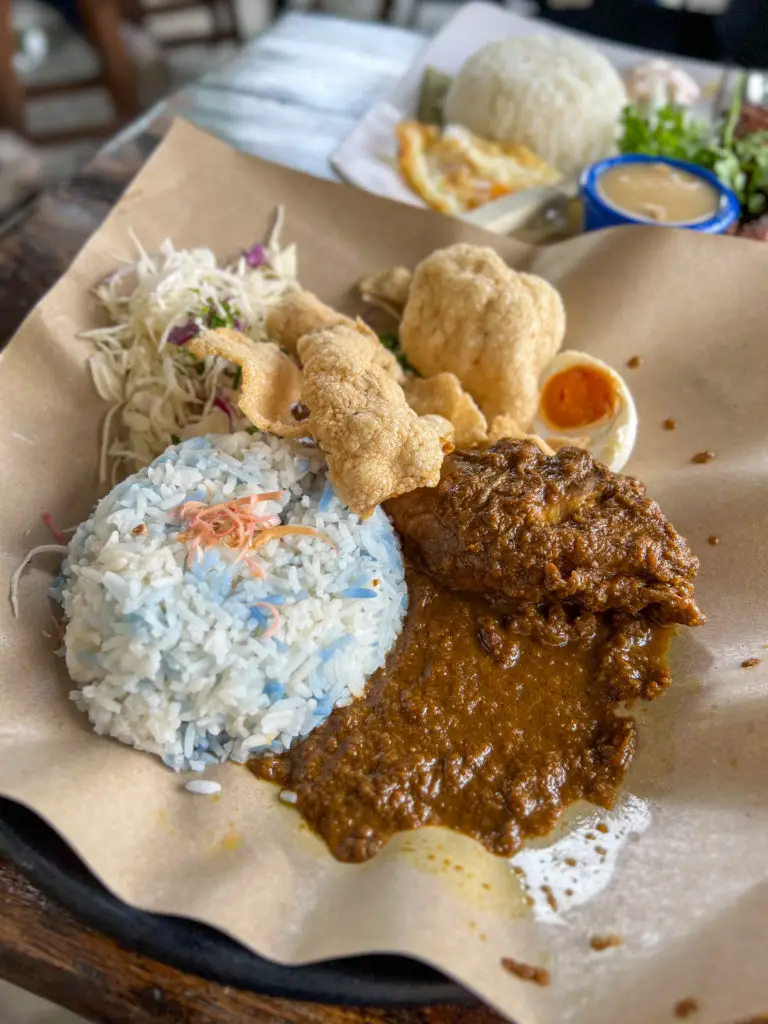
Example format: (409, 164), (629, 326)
(10, 545), (69, 618)
(177, 492), (283, 569)
(83, 207), (298, 482)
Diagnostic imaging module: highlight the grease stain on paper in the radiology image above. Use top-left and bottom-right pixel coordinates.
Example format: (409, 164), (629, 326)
(155, 808), (178, 835)
(510, 794), (652, 923)
(393, 827), (529, 918)
(209, 822), (244, 855)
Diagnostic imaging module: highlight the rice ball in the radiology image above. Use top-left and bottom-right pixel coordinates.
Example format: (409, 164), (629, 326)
(55, 433), (408, 771)
(443, 34), (628, 176)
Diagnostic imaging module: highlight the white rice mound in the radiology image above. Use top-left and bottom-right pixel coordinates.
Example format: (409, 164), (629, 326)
(443, 34), (628, 176)
(54, 432), (407, 771)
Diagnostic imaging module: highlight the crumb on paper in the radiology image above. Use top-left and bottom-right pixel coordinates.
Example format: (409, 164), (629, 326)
(662, 418), (677, 430)
(540, 884), (558, 911)
(564, 857), (577, 867)
(500, 957), (551, 986)
(691, 450), (716, 464)
(707, 534), (720, 546)
(595, 845), (608, 856)
(674, 998), (700, 1018)
(596, 823), (609, 833)
(298, 325), (449, 517)
(741, 657), (761, 668)
(400, 244), (565, 427)
(589, 934), (623, 951)
(626, 355), (643, 369)
(190, 328), (303, 438)
(404, 372), (488, 447)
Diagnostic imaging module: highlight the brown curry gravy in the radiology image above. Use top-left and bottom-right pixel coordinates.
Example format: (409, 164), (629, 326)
(251, 568), (672, 863)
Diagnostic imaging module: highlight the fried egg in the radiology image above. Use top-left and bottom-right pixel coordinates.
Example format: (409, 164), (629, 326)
(396, 121), (562, 216)
(531, 352), (638, 471)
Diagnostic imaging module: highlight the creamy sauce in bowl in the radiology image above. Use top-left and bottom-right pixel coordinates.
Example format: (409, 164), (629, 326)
(597, 161), (721, 225)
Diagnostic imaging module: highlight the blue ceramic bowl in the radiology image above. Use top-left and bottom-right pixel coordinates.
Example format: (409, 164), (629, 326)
(580, 154), (740, 234)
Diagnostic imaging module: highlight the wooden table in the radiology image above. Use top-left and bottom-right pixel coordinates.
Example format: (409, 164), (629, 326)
(0, 13), (505, 1023)
(0, 856), (503, 1024)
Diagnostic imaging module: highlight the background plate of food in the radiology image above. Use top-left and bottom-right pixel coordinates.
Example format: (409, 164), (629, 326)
(2, 119), (768, 1023)
(331, 3), (768, 240)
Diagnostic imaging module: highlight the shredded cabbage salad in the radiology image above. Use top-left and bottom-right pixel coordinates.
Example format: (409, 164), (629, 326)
(83, 208), (298, 485)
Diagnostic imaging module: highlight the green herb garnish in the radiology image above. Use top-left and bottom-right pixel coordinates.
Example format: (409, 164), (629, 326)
(170, 433), (181, 445)
(245, 426), (258, 435)
(202, 297), (240, 330)
(232, 365), (242, 390)
(379, 331), (417, 375)
(618, 90), (768, 220)
(619, 103), (712, 164)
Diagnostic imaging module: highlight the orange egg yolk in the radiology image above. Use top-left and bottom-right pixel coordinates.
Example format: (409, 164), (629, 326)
(540, 366), (616, 430)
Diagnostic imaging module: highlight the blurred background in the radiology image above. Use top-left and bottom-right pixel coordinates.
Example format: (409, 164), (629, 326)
(0, 0), (761, 226)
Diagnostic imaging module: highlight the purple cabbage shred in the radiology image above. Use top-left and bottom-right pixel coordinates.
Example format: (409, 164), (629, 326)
(244, 243), (269, 268)
(213, 396), (234, 430)
(167, 321), (199, 346)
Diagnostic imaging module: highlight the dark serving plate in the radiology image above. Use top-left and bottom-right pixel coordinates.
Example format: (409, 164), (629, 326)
(0, 797), (470, 1006)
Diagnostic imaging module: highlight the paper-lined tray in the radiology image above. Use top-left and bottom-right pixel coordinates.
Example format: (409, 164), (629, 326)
(1, 119), (768, 1024)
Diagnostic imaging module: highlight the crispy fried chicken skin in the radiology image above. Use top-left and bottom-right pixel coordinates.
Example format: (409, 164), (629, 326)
(266, 290), (405, 382)
(399, 245), (565, 426)
(387, 440), (704, 628)
(265, 290), (348, 357)
(190, 329), (303, 438)
(298, 325), (450, 518)
(359, 266), (412, 311)
(404, 372), (488, 447)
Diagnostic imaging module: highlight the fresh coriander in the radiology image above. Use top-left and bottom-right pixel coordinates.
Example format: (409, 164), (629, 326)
(379, 331), (417, 374)
(202, 297), (241, 330)
(618, 93), (768, 221)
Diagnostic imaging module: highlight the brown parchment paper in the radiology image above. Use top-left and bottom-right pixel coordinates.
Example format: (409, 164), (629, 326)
(2, 119), (768, 1024)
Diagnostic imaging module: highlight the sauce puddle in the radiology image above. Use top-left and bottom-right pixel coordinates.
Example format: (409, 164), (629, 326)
(250, 568), (671, 863)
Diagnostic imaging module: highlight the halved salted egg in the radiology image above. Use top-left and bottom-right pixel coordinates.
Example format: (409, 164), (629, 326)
(532, 351), (638, 471)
